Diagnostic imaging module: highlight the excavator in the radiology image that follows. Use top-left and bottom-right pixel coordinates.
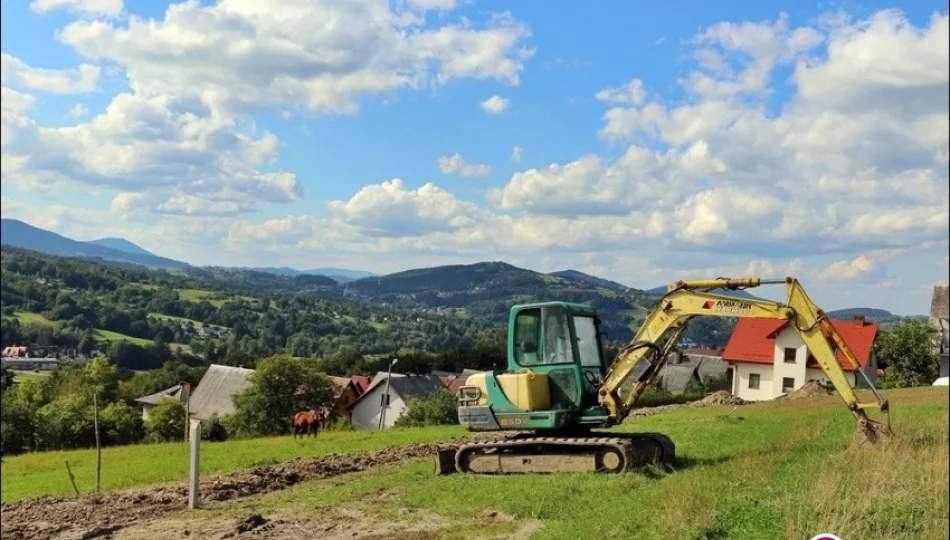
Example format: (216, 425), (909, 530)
(434, 277), (893, 475)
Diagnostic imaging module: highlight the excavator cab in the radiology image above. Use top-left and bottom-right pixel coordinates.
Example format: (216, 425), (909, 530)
(457, 302), (613, 432)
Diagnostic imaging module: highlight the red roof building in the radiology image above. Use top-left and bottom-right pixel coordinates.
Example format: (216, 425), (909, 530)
(721, 315), (880, 401)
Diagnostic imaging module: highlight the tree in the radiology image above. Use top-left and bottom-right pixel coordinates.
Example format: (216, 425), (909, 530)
(144, 399), (186, 442)
(100, 402), (144, 445)
(873, 318), (939, 388)
(226, 355), (335, 437)
(394, 387), (459, 427)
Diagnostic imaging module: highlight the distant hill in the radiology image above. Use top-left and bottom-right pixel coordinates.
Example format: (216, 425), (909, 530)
(0, 219), (189, 269)
(646, 285), (768, 302)
(87, 237), (156, 256)
(247, 266), (376, 283)
(548, 270), (628, 291)
(826, 307), (900, 322)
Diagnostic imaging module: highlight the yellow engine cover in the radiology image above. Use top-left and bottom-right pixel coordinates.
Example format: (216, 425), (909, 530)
(497, 372), (551, 411)
(463, 371), (552, 411)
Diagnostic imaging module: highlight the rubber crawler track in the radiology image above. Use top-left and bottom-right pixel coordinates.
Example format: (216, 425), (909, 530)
(452, 432), (675, 474)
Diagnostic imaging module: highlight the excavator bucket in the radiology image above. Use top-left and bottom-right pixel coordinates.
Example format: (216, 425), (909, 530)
(850, 409), (894, 449)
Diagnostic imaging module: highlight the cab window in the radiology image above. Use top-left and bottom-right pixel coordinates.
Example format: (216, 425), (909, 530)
(573, 316), (602, 368)
(513, 306), (575, 366)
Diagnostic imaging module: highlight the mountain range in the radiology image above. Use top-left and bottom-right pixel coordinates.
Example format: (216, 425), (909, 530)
(0, 219), (909, 327)
(0, 219), (373, 282)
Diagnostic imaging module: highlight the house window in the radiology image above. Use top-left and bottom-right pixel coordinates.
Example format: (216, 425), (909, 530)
(782, 377), (795, 392)
(784, 347), (797, 363)
(748, 373), (760, 389)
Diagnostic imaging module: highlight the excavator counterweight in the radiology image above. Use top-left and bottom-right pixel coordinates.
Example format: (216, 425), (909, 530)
(435, 277), (893, 475)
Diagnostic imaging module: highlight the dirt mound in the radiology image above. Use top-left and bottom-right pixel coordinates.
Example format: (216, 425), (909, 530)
(778, 380), (834, 400)
(627, 391), (746, 418)
(0, 435), (505, 540)
(697, 391), (746, 406)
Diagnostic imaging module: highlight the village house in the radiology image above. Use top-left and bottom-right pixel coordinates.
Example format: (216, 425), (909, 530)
(722, 315), (879, 401)
(930, 284), (949, 380)
(658, 347), (730, 393)
(2, 345), (29, 358)
(326, 376), (364, 421)
(348, 374), (446, 429)
(134, 383), (188, 421)
(187, 364), (255, 421)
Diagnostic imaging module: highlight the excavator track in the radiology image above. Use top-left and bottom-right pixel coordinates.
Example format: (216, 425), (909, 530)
(438, 432), (675, 475)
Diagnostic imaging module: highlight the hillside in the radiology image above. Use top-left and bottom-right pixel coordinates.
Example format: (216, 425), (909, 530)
(646, 285), (768, 302)
(0, 219), (189, 270)
(247, 266), (376, 282)
(826, 307), (899, 322)
(548, 269), (628, 291)
(87, 237), (155, 256)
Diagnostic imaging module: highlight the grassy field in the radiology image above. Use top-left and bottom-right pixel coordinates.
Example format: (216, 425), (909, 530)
(177, 288), (258, 308)
(11, 311), (157, 347)
(12, 311), (54, 326)
(245, 388), (949, 540)
(2, 388), (947, 539)
(0, 426), (465, 502)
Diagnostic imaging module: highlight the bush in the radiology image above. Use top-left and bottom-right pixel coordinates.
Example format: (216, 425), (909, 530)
(144, 399), (185, 442)
(394, 387), (459, 427)
(99, 402), (144, 445)
(201, 415), (228, 442)
(634, 386), (702, 408)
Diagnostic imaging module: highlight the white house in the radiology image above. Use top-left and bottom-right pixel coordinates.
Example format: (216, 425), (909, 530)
(348, 374), (446, 429)
(722, 315), (880, 401)
(930, 285), (949, 380)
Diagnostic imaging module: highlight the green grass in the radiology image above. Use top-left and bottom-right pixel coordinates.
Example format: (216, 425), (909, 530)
(3, 389), (946, 539)
(0, 426), (466, 502)
(12, 311), (54, 326)
(10, 311), (156, 346)
(225, 388), (948, 540)
(11, 370), (50, 383)
(92, 328), (153, 346)
(177, 288), (258, 308)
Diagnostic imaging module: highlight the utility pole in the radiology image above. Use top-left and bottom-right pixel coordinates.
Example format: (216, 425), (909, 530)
(378, 357), (398, 429)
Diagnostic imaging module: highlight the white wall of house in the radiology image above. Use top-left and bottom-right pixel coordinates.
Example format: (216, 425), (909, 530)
(732, 362), (774, 401)
(350, 385), (408, 429)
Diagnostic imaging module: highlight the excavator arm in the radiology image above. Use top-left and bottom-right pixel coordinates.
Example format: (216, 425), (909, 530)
(598, 277), (893, 447)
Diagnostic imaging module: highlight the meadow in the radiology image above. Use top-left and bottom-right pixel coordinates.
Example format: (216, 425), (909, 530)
(2, 387), (947, 540)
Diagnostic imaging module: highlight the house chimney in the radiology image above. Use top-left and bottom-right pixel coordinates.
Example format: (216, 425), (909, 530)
(853, 315), (866, 326)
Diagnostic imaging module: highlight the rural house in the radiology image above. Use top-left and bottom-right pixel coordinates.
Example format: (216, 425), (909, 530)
(187, 364), (255, 422)
(930, 284), (949, 380)
(658, 349), (730, 393)
(326, 376), (364, 420)
(722, 315), (879, 401)
(134, 383), (187, 421)
(349, 374), (446, 429)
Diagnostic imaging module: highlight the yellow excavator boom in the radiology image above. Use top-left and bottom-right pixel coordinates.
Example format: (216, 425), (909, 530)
(597, 277), (893, 447)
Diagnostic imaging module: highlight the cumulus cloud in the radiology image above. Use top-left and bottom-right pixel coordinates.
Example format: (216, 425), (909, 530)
(30, 0), (123, 17)
(480, 95), (510, 114)
(1, 53), (100, 94)
(68, 103), (87, 118)
(437, 153), (492, 177)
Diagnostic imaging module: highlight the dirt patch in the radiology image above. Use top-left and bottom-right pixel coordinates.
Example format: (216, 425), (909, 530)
(777, 380), (835, 400)
(698, 390), (746, 406)
(109, 507), (507, 540)
(628, 390), (747, 418)
(1, 435), (509, 540)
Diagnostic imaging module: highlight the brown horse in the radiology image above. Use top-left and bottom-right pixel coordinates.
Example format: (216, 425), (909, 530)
(292, 409), (320, 439)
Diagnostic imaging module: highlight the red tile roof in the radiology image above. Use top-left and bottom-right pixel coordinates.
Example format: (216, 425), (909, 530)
(441, 377), (465, 394)
(350, 376), (372, 393)
(722, 317), (878, 371)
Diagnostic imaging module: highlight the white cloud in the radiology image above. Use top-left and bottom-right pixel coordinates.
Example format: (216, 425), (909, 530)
(59, 2), (533, 116)
(595, 78), (645, 105)
(1, 53), (100, 94)
(437, 153), (492, 177)
(68, 103), (87, 118)
(408, 0), (456, 10)
(480, 95), (510, 114)
(511, 144), (522, 163)
(30, 0), (123, 17)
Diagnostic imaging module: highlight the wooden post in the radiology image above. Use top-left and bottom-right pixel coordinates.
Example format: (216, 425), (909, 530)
(93, 393), (101, 494)
(64, 461), (80, 497)
(188, 418), (201, 509)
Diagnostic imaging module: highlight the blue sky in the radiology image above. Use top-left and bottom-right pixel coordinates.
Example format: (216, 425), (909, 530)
(1, 0), (948, 314)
